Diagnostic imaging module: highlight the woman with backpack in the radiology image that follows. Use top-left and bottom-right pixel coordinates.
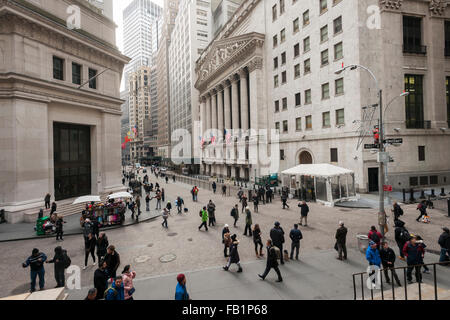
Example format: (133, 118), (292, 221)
(46, 246), (70, 288)
(416, 200), (427, 222)
(122, 265), (136, 300)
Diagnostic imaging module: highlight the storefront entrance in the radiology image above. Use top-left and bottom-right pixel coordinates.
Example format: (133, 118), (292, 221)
(53, 123), (91, 201)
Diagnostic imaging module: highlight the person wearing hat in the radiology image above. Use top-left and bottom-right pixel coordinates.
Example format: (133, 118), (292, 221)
(223, 234), (242, 272)
(222, 224), (232, 258)
(175, 274), (190, 300)
(366, 241), (381, 267)
(270, 222), (285, 265)
(438, 227), (450, 264)
(22, 248), (47, 292)
(335, 221), (348, 261)
(243, 207), (253, 237)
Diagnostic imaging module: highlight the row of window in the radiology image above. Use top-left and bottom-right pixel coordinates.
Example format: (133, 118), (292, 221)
(52, 56), (97, 89)
(272, 0), (342, 23)
(280, 147), (339, 162)
(275, 109), (345, 133)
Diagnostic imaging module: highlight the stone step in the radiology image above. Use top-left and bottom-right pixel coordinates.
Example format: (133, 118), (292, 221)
(372, 283), (450, 300)
(0, 288), (66, 300)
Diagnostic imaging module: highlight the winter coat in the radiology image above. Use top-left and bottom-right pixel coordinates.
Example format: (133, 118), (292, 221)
(403, 242), (425, 265)
(231, 208), (239, 220)
(394, 220), (410, 244)
(104, 251), (120, 273)
(393, 204), (403, 218)
(105, 281), (125, 300)
(175, 283), (189, 300)
(289, 228), (303, 244)
(298, 203), (309, 216)
(438, 232), (450, 250)
(229, 241), (240, 263)
(94, 268), (109, 300)
(47, 247), (66, 271)
(366, 247), (381, 267)
(270, 226), (285, 246)
(380, 247), (396, 267)
(96, 236), (109, 256)
(253, 228), (262, 243)
(335, 226), (347, 244)
(84, 237), (96, 252)
(201, 209), (208, 222)
(368, 230), (383, 246)
(266, 246), (279, 268)
(122, 271), (136, 300)
(245, 210), (252, 225)
(83, 222), (93, 238)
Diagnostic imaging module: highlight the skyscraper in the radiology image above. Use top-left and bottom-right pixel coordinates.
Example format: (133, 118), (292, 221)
(86, 0), (114, 20)
(123, 0), (162, 91)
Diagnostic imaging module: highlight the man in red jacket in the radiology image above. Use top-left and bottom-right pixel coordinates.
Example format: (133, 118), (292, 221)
(368, 226), (383, 249)
(402, 236), (424, 284)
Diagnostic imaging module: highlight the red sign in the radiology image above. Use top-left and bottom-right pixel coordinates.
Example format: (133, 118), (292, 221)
(383, 185), (392, 192)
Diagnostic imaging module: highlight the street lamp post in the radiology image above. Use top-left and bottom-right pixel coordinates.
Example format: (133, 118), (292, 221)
(335, 64), (386, 236)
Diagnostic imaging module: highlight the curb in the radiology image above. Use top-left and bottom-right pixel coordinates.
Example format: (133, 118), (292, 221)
(0, 214), (161, 243)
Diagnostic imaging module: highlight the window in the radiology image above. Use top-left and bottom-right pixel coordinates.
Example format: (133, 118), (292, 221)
(430, 176), (438, 185)
(320, 0), (327, 14)
(280, 149), (285, 160)
(335, 78), (344, 95)
(89, 68), (97, 89)
(275, 122), (280, 131)
(281, 71), (287, 84)
(53, 56), (64, 80)
(293, 18), (300, 33)
(295, 92), (301, 106)
(420, 176), (429, 185)
(296, 117), (302, 131)
(282, 120), (288, 132)
(403, 16), (426, 54)
(334, 42), (343, 60)
(330, 148), (338, 162)
(306, 115), (312, 129)
(294, 64), (301, 78)
(280, 0), (285, 14)
(446, 21), (450, 56)
(322, 83), (330, 99)
(323, 111), (331, 127)
(320, 25), (328, 42)
(281, 52), (286, 65)
(274, 75), (279, 88)
(274, 57), (279, 69)
(304, 58), (311, 74)
(305, 89), (312, 104)
(334, 16), (342, 34)
(280, 29), (286, 43)
(321, 49), (329, 66)
(410, 177), (418, 186)
(282, 97), (288, 110)
(336, 109), (345, 125)
(275, 100), (280, 112)
(72, 62), (81, 85)
(405, 75), (424, 128)
(272, 5), (277, 21)
(304, 37), (310, 52)
(447, 77), (450, 127)
(303, 10), (310, 26)
(294, 43), (300, 57)
(418, 146), (425, 161)
(273, 35), (278, 48)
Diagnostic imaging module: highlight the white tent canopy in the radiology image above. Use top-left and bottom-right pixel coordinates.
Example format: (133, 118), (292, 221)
(281, 164), (354, 177)
(281, 164), (356, 207)
(72, 195), (101, 205)
(107, 192), (133, 199)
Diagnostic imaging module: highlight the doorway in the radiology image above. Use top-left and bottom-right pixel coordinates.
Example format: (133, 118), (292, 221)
(368, 168), (379, 192)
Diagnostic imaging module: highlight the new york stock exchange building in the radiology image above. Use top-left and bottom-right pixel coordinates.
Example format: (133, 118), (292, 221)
(0, 0), (129, 221)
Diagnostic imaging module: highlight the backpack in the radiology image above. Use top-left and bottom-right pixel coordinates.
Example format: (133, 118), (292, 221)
(62, 250), (71, 269)
(370, 232), (380, 244)
(400, 228), (411, 242)
(104, 286), (118, 299)
(230, 208), (236, 217)
(272, 246), (281, 260)
(199, 211), (203, 218)
(398, 207), (404, 216)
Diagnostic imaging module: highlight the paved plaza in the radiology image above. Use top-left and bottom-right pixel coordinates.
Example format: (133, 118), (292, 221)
(0, 173), (449, 299)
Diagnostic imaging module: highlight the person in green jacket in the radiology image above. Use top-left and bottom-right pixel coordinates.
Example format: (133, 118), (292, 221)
(243, 207), (253, 237)
(198, 207), (208, 231)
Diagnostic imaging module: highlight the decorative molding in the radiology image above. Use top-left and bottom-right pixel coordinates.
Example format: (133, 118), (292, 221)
(247, 56), (263, 73)
(429, 0), (447, 15)
(379, 0), (403, 10)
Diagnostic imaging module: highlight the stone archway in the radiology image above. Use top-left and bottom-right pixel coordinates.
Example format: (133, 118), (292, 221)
(299, 150), (313, 164)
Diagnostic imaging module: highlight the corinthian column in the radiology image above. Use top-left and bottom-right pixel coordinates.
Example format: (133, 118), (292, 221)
(223, 80), (231, 132)
(239, 69), (249, 132)
(217, 86), (224, 140)
(231, 74), (240, 130)
(200, 96), (206, 134)
(211, 90), (218, 133)
(206, 93), (212, 131)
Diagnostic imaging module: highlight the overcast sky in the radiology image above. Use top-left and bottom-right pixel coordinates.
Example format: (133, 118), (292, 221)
(114, 0), (165, 53)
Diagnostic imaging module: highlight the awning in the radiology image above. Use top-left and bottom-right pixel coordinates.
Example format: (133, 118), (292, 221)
(281, 164), (354, 178)
(72, 195), (101, 205)
(107, 192), (133, 199)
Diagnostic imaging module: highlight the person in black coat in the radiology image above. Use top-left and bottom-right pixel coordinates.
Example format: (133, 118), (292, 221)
(392, 202), (403, 221)
(94, 260), (109, 300)
(104, 245), (120, 279)
(438, 227), (450, 264)
(298, 201), (309, 226)
(96, 233), (109, 266)
(289, 224), (303, 260)
(270, 222), (285, 265)
(394, 220), (410, 259)
(46, 246), (68, 288)
(223, 235), (242, 272)
(335, 221), (348, 260)
(258, 239), (283, 282)
(84, 233), (96, 269)
(380, 242), (402, 286)
(50, 202), (57, 215)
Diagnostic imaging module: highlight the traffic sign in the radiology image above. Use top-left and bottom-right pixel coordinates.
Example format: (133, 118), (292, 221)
(385, 138), (403, 145)
(364, 144), (380, 149)
(383, 185), (393, 192)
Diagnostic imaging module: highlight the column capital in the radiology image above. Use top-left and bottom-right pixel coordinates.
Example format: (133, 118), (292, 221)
(238, 68), (248, 78)
(229, 73), (239, 83)
(247, 56), (263, 73)
(200, 95), (207, 103)
(210, 88), (218, 96)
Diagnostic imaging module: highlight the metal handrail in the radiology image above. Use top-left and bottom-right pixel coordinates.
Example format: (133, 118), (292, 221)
(352, 261), (449, 300)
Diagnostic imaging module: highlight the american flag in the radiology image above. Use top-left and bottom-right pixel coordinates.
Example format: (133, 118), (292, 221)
(225, 130), (231, 145)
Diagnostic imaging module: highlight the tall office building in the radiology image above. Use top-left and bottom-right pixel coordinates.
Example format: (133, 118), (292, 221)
(123, 0), (162, 91)
(86, 0), (114, 20)
(168, 0), (213, 167)
(211, 0), (243, 37)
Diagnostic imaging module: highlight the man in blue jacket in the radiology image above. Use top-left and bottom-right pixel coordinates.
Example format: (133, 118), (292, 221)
(366, 241), (381, 267)
(22, 248), (47, 293)
(104, 276), (125, 300)
(175, 274), (190, 300)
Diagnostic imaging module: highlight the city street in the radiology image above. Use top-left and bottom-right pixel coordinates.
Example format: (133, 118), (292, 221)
(1, 172), (449, 299)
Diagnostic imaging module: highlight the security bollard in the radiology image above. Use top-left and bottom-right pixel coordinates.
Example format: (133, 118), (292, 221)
(409, 189), (415, 203)
(440, 188), (446, 197)
(402, 189), (406, 203)
(420, 190), (426, 199)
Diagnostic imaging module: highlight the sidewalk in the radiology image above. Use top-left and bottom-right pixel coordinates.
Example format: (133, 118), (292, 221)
(0, 203), (161, 243)
(66, 248), (450, 300)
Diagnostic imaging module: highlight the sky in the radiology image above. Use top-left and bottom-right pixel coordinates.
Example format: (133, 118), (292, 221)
(113, 0), (165, 53)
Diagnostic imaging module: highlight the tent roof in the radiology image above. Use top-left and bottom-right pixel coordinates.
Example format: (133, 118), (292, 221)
(281, 164), (354, 178)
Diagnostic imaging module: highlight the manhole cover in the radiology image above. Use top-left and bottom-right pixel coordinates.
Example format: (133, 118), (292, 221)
(135, 255), (150, 263)
(147, 243), (154, 247)
(168, 232), (178, 237)
(160, 254), (177, 263)
(187, 238), (193, 242)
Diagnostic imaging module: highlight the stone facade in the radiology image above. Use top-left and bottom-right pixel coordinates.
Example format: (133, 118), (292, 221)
(0, 0), (130, 215)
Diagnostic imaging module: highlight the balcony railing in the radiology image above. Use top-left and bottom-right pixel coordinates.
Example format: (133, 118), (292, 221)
(406, 120), (431, 129)
(403, 44), (427, 55)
